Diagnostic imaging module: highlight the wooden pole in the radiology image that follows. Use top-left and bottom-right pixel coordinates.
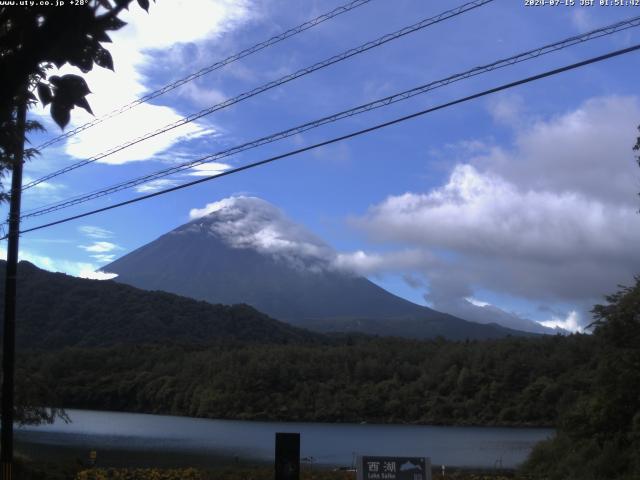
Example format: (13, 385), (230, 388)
(1, 98), (27, 480)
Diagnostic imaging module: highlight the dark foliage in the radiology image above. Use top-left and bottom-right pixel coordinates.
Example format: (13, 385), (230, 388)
(0, 261), (320, 349)
(2, 259), (597, 430)
(522, 278), (640, 479)
(19, 333), (593, 427)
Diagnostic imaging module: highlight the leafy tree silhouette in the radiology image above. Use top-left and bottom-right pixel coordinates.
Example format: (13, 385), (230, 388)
(0, 0), (153, 425)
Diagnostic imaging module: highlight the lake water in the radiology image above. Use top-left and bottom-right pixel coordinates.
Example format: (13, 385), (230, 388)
(16, 409), (553, 469)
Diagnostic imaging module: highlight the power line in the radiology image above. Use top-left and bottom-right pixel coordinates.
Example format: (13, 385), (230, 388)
(11, 43), (640, 239)
(33, 0), (375, 151)
(20, 15), (640, 219)
(23, 0), (495, 191)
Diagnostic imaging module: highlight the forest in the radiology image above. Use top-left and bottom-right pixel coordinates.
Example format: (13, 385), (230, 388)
(12, 277), (639, 479)
(18, 333), (594, 427)
(521, 278), (640, 480)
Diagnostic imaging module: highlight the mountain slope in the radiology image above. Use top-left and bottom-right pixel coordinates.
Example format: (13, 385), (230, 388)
(0, 260), (320, 349)
(104, 197), (532, 340)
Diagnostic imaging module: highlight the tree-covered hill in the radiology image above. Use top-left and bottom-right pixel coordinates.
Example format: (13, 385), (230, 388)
(20, 334), (594, 427)
(0, 261), (320, 349)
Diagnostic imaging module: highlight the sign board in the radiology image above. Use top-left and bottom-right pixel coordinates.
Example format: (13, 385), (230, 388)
(275, 432), (300, 480)
(356, 456), (431, 480)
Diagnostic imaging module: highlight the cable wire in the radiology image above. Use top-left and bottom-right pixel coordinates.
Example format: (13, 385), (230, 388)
(23, 0), (495, 191)
(20, 15), (640, 219)
(11, 43), (640, 238)
(33, 0), (375, 151)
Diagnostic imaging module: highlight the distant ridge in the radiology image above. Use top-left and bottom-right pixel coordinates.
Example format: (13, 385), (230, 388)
(104, 197), (532, 340)
(0, 260), (320, 349)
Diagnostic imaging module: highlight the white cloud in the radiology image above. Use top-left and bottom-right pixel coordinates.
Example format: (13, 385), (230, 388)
(427, 294), (560, 334)
(185, 176), (634, 332)
(478, 96), (640, 207)
(0, 247), (117, 280)
(21, 176), (65, 202)
(27, 238), (74, 245)
(189, 197), (432, 277)
(357, 164), (640, 265)
(90, 254), (116, 263)
(352, 96), (640, 330)
(29, 180), (61, 191)
(79, 241), (121, 253)
(571, 10), (595, 32)
(188, 196), (334, 271)
(78, 225), (114, 239)
(487, 94), (524, 126)
(64, 108), (215, 165)
(78, 270), (119, 281)
(77, 227), (121, 265)
(333, 250), (434, 276)
(466, 297), (489, 308)
(38, 0), (254, 165)
(189, 197), (235, 219)
(135, 179), (180, 193)
(118, 0), (253, 51)
(177, 82), (227, 106)
(539, 311), (583, 333)
(188, 162), (231, 177)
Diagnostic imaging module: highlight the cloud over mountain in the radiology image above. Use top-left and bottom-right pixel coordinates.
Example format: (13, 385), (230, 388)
(188, 197), (437, 278)
(104, 196), (535, 339)
(182, 196), (564, 334)
(352, 96), (640, 331)
(189, 196), (335, 272)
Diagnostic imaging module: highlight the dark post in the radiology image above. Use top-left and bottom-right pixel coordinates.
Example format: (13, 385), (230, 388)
(1, 98), (27, 480)
(275, 432), (300, 480)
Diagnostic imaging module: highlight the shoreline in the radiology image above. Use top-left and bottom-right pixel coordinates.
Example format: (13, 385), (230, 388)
(31, 406), (557, 430)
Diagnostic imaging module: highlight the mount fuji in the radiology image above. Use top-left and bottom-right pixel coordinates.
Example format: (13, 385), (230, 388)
(103, 197), (531, 340)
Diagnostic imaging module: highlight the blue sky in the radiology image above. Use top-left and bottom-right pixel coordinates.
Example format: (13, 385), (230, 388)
(4, 0), (640, 332)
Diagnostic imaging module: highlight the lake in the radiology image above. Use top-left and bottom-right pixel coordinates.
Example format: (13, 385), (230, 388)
(16, 409), (553, 469)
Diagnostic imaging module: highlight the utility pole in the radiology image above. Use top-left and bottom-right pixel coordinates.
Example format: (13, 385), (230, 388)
(1, 98), (27, 480)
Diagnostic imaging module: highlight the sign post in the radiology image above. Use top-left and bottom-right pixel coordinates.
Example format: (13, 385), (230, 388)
(89, 450), (97, 467)
(357, 456), (432, 480)
(275, 432), (300, 480)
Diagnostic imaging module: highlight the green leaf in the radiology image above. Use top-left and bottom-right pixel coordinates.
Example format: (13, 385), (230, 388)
(49, 74), (94, 124)
(104, 15), (127, 31)
(50, 102), (71, 129)
(50, 57), (66, 69)
(93, 45), (114, 71)
(57, 74), (91, 97)
(93, 30), (112, 43)
(48, 75), (62, 88)
(69, 49), (94, 73)
(74, 96), (94, 115)
(25, 120), (45, 133)
(36, 83), (52, 106)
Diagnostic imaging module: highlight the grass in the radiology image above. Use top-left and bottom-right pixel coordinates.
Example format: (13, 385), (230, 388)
(18, 463), (526, 480)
